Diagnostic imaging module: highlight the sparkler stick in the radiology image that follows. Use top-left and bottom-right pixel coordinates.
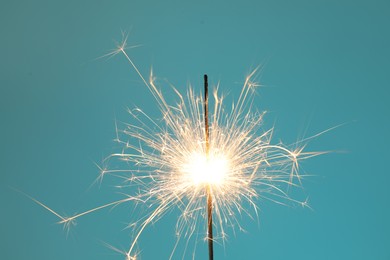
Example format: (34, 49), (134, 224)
(204, 74), (214, 260)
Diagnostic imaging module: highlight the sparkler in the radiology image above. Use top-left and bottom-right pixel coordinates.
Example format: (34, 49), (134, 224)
(28, 36), (324, 260)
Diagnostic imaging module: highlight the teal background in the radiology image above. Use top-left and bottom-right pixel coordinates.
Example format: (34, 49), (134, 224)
(1, 0), (389, 259)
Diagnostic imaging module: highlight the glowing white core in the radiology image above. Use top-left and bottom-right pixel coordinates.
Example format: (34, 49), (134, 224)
(183, 152), (229, 185)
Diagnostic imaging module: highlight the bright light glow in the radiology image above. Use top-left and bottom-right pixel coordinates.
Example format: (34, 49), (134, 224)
(183, 152), (229, 186)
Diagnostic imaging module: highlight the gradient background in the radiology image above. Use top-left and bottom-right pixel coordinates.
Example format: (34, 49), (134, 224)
(1, 0), (389, 259)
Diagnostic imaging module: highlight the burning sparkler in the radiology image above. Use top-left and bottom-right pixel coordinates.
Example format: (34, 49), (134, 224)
(29, 35), (323, 260)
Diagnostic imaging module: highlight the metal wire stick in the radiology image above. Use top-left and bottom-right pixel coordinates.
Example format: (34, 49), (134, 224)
(204, 74), (214, 260)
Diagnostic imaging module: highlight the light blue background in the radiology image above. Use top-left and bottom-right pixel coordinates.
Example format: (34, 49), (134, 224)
(1, 0), (389, 259)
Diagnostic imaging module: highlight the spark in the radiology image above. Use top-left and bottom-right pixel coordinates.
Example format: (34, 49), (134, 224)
(29, 35), (324, 259)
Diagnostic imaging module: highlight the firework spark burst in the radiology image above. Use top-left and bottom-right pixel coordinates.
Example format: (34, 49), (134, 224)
(29, 35), (324, 260)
